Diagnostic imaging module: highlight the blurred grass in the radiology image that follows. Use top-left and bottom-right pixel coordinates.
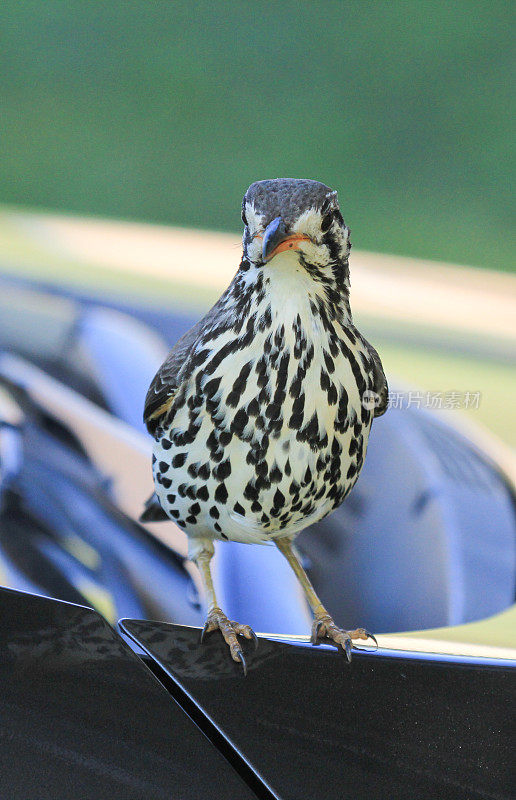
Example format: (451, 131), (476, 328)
(0, 1), (514, 271)
(0, 209), (219, 310)
(396, 604), (516, 649)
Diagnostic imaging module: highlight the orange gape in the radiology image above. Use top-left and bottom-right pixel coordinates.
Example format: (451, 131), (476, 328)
(256, 233), (311, 261)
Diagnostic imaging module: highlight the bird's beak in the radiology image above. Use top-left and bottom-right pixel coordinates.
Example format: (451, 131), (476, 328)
(261, 216), (311, 262)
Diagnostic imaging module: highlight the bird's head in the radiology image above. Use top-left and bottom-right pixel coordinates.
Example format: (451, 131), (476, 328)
(241, 178), (350, 279)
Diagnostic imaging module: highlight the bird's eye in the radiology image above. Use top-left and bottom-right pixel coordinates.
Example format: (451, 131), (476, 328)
(321, 209), (334, 232)
(241, 210), (248, 226)
(321, 208), (343, 232)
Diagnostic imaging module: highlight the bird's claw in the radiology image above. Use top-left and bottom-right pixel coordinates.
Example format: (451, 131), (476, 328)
(344, 638), (352, 662)
(311, 616), (377, 661)
(200, 620), (210, 644)
(311, 620), (324, 645)
(249, 629), (259, 651)
(364, 629), (378, 648)
(199, 608), (257, 673)
(347, 627), (379, 650)
(236, 649), (247, 676)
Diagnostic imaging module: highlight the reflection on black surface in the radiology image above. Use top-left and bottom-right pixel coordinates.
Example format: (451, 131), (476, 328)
(126, 620), (275, 680)
(122, 619), (515, 800)
(0, 588), (254, 800)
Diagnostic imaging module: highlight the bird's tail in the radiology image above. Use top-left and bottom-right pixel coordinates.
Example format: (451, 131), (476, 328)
(139, 492), (169, 523)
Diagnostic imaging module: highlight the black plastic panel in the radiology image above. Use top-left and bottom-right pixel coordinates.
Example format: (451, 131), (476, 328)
(121, 619), (515, 800)
(0, 588), (254, 800)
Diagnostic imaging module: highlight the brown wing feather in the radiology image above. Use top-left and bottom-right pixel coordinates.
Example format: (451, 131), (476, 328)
(349, 324), (388, 418)
(143, 298), (228, 436)
(364, 339), (388, 417)
(143, 320), (203, 435)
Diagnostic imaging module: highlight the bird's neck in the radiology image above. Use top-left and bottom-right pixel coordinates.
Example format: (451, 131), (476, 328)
(234, 252), (352, 333)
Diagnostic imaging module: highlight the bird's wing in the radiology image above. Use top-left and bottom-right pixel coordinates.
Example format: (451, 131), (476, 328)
(350, 326), (388, 418)
(363, 337), (389, 417)
(143, 297), (228, 435)
(140, 492), (169, 522)
(143, 319), (203, 433)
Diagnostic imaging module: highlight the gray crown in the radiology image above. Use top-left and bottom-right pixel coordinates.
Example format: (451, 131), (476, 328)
(244, 178), (337, 226)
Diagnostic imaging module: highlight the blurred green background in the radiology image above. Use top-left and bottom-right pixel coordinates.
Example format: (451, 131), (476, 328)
(1, 0), (514, 271)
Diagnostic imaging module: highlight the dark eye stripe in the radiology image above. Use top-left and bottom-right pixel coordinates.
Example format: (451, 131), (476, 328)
(321, 211), (334, 232)
(321, 208), (344, 232)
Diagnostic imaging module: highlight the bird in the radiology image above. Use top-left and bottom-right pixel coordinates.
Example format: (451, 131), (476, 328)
(142, 178), (387, 672)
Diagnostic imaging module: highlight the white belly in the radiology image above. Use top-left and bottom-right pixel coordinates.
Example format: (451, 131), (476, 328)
(153, 250), (373, 544)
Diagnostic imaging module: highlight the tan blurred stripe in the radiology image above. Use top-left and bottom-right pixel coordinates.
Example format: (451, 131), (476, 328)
(6, 208), (515, 345)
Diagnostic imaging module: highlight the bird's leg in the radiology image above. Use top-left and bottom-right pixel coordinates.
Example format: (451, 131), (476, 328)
(193, 540), (257, 673)
(275, 537), (376, 661)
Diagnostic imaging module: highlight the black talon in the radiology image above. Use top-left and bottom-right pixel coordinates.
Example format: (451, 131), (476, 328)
(344, 638), (352, 662)
(311, 620), (323, 645)
(200, 622), (210, 644)
(249, 629), (259, 651)
(365, 630), (378, 647)
(236, 649), (247, 676)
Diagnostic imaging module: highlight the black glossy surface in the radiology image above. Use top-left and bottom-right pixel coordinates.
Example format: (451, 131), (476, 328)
(0, 588), (254, 800)
(122, 620), (515, 800)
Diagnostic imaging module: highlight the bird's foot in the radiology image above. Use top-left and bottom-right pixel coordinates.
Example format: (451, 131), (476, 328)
(311, 614), (377, 662)
(200, 607), (258, 675)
